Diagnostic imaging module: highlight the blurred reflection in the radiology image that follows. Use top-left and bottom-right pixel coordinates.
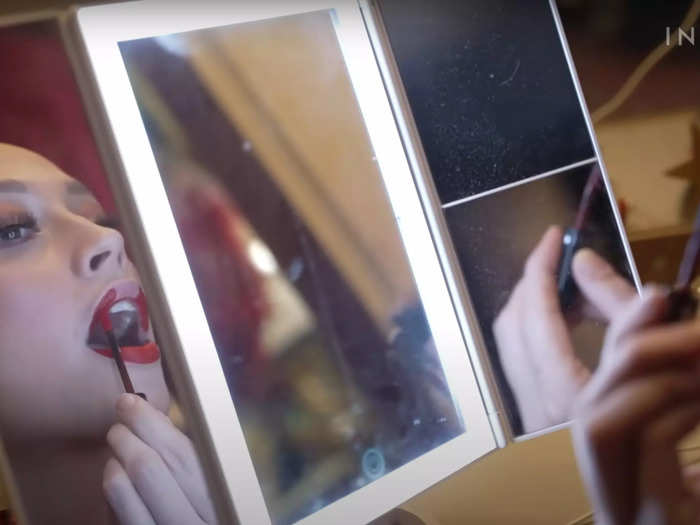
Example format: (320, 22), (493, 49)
(446, 162), (635, 435)
(494, 224), (636, 434)
(119, 10), (462, 524)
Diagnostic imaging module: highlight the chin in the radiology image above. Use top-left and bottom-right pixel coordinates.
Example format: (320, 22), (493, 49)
(144, 384), (171, 414)
(129, 362), (171, 411)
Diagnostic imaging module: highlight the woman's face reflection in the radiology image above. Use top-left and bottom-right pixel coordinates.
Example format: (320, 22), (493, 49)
(0, 144), (168, 443)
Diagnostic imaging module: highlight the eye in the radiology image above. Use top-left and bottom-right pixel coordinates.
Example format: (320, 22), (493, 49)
(0, 214), (39, 246)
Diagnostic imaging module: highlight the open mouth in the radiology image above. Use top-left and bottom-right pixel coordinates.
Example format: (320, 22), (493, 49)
(88, 281), (160, 364)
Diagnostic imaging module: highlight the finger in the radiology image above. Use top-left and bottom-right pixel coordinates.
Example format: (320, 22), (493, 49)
(640, 402), (700, 463)
(572, 249), (637, 322)
(524, 225), (563, 278)
(116, 394), (216, 523)
(494, 285), (551, 432)
(522, 239), (591, 401)
(581, 372), (700, 443)
(683, 463), (700, 500)
(107, 423), (204, 525)
(638, 402), (700, 523)
(600, 287), (669, 364)
(683, 463), (700, 488)
(570, 415), (636, 525)
(584, 320), (700, 402)
(521, 227), (567, 354)
(522, 228), (573, 366)
(103, 457), (156, 525)
(682, 463), (700, 483)
(496, 226), (581, 431)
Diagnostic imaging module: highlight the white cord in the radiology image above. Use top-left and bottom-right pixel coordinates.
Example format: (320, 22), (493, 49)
(592, 0), (700, 124)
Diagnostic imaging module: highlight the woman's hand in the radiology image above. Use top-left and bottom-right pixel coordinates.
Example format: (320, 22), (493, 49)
(573, 288), (700, 525)
(102, 394), (218, 525)
(493, 226), (636, 433)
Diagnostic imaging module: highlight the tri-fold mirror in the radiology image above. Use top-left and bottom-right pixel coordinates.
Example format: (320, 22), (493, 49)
(0, 1), (638, 524)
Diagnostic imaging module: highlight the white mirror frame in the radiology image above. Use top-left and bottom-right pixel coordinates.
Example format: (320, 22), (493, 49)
(76, 1), (497, 524)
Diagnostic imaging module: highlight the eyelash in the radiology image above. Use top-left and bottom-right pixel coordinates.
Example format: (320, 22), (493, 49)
(0, 212), (120, 249)
(0, 212), (40, 246)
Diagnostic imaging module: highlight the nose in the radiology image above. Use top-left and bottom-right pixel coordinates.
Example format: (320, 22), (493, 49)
(73, 222), (126, 278)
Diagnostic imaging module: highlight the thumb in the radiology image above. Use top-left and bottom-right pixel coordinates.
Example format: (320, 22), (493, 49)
(572, 248), (636, 321)
(524, 225), (563, 278)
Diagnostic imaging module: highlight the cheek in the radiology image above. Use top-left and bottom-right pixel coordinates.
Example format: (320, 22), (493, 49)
(0, 259), (79, 369)
(0, 259), (97, 438)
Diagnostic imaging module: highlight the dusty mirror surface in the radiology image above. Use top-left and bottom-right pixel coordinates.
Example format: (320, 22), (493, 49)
(377, 0), (636, 436)
(119, 10), (465, 524)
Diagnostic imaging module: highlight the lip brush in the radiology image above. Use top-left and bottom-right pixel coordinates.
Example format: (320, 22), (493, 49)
(664, 204), (700, 321)
(106, 329), (136, 394)
(99, 314), (146, 400)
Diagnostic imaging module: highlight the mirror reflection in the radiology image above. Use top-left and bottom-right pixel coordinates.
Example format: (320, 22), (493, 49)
(0, 19), (198, 525)
(0, 8), (640, 525)
(119, 10), (463, 524)
(446, 162), (634, 435)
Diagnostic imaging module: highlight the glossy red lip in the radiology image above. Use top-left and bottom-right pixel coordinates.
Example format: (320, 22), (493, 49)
(92, 283), (149, 333)
(88, 281), (159, 364)
(93, 342), (160, 364)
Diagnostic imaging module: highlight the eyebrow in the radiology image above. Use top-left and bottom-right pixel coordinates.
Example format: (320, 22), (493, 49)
(0, 179), (93, 198)
(0, 179), (28, 193)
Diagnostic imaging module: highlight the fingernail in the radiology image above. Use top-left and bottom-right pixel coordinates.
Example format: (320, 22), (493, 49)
(117, 393), (137, 413)
(545, 225), (561, 238)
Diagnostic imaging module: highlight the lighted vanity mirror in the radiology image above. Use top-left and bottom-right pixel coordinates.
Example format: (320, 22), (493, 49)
(0, 1), (643, 523)
(77, 2), (496, 524)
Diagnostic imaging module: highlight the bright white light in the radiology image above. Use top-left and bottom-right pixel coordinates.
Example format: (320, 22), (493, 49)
(247, 239), (279, 275)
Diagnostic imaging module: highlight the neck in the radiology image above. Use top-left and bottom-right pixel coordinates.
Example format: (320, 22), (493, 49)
(5, 438), (114, 525)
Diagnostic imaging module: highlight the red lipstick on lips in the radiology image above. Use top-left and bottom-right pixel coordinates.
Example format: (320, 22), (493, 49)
(89, 283), (160, 397)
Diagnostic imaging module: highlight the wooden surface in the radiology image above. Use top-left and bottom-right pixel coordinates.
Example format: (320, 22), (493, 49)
(401, 430), (590, 525)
